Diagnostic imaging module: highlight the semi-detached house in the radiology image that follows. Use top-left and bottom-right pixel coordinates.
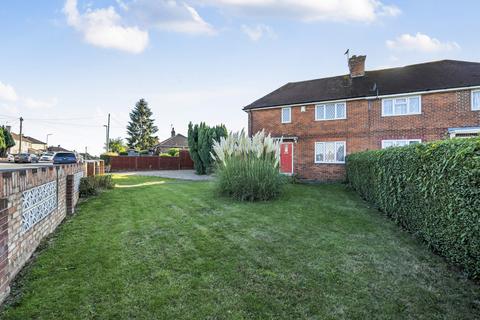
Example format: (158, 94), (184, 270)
(244, 56), (480, 181)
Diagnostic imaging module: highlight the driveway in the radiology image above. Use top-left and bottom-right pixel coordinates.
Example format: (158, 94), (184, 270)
(120, 170), (214, 181)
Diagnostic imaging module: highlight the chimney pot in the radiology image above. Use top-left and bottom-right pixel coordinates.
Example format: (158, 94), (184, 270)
(171, 127), (175, 137)
(348, 55), (366, 78)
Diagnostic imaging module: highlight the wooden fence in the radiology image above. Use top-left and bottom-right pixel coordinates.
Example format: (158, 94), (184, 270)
(110, 150), (194, 171)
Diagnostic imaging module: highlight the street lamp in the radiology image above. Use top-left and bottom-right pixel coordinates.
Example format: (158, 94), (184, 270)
(103, 125), (108, 152)
(46, 133), (52, 150)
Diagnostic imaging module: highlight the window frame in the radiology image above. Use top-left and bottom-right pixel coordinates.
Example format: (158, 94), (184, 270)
(472, 90), (480, 111)
(381, 95), (422, 117)
(314, 141), (346, 164)
(315, 102), (347, 121)
(281, 107), (291, 124)
(381, 139), (422, 149)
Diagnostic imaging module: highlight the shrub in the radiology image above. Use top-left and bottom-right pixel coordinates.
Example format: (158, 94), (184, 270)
(158, 153), (171, 157)
(167, 148), (180, 157)
(212, 130), (286, 201)
(100, 152), (118, 166)
(346, 138), (480, 279)
(79, 175), (114, 198)
(188, 122), (227, 174)
(119, 151), (128, 156)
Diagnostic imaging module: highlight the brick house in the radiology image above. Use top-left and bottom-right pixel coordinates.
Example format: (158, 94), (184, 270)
(244, 57), (480, 181)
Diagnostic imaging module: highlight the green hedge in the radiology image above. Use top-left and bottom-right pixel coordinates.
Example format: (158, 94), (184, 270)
(346, 138), (480, 279)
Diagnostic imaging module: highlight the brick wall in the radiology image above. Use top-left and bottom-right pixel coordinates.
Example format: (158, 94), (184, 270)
(0, 164), (83, 303)
(250, 89), (480, 181)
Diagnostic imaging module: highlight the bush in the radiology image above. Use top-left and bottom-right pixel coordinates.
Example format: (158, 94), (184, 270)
(119, 151), (128, 156)
(79, 175), (114, 198)
(346, 138), (480, 279)
(158, 153), (171, 157)
(188, 122), (227, 175)
(167, 148), (180, 157)
(212, 130), (286, 201)
(100, 152), (118, 166)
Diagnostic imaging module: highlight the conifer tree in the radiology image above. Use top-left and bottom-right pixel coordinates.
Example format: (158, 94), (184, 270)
(126, 99), (158, 150)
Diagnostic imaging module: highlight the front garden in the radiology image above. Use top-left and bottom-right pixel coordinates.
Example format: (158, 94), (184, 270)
(1, 175), (478, 319)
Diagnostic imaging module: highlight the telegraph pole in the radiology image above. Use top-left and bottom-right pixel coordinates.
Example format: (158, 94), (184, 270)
(107, 113), (110, 152)
(19, 117), (24, 153)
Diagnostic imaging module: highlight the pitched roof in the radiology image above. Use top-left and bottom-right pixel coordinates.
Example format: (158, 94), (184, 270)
(155, 134), (188, 148)
(10, 133), (46, 144)
(24, 136), (46, 145)
(244, 60), (480, 110)
(48, 145), (70, 152)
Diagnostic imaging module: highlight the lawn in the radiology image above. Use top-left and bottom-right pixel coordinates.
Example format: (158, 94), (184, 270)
(1, 175), (479, 319)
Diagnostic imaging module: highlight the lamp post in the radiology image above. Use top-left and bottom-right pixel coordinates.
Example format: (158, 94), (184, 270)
(46, 133), (52, 151)
(103, 125), (108, 152)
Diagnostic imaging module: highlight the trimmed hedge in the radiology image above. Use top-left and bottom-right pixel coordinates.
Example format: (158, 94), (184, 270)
(346, 138), (480, 279)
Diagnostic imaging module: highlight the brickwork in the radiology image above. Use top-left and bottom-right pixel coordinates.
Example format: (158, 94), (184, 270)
(0, 164), (83, 303)
(249, 89), (480, 181)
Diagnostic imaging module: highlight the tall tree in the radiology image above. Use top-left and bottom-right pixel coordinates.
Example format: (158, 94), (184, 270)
(126, 99), (158, 150)
(108, 137), (127, 153)
(188, 122), (227, 175)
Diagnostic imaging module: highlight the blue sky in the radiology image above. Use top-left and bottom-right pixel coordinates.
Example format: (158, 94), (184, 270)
(0, 0), (479, 155)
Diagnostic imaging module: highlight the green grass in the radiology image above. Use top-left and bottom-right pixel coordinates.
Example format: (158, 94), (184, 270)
(1, 175), (479, 319)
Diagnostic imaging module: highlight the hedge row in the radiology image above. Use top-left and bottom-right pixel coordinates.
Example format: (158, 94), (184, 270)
(346, 138), (480, 279)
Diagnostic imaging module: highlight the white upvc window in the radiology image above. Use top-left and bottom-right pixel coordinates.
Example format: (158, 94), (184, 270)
(281, 107), (291, 123)
(315, 102), (346, 121)
(472, 90), (480, 111)
(381, 139), (421, 149)
(315, 141), (346, 164)
(382, 95), (421, 116)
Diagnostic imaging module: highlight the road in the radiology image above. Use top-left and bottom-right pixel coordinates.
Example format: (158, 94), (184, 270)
(0, 162), (54, 171)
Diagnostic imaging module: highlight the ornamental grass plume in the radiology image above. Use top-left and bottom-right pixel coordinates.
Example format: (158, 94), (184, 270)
(212, 130), (285, 201)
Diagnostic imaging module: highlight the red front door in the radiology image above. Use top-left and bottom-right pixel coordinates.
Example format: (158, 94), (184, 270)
(280, 142), (293, 174)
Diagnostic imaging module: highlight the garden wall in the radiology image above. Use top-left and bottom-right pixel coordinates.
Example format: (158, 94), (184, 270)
(0, 164), (84, 303)
(110, 150), (194, 171)
(346, 138), (480, 279)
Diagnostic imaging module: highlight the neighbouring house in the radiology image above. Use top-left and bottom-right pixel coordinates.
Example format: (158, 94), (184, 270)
(9, 133), (47, 154)
(154, 127), (188, 154)
(47, 145), (70, 153)
(244, 56), (480, 181)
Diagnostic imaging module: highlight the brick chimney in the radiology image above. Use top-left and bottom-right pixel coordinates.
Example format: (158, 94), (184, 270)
(348, 55), (366, 78)
(171, 127), (176, 137)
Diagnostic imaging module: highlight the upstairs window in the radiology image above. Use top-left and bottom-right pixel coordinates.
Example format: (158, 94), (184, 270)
(315, 102), (346, 120)
(281, 107), (291, 123)
(315, 141), (346, 163)
(382, 96), (421, 116)
(382, 139), (421, 149)
(472, 90), (480, 111)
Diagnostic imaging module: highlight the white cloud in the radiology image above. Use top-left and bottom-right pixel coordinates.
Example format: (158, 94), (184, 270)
(241, 24), (276, 41)
(0, 81), (18, 102)
(0, 81), (57, 111)
(63, 0), (149, 54)
(63, 0), (216, 53)
(23, 97), (58, 109)
(148, 2), (216, 35)
(386, 33), (460, 53)
(202, 0), (400, 22)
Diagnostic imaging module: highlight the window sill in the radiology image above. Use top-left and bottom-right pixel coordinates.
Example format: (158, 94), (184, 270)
(381, 112), (421, 117)
(314, 161), (345, 165)
(314, 118), (347, 121)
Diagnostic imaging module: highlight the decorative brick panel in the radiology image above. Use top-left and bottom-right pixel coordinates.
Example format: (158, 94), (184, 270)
(0, 164), (83, 303)
(249, 90), (480, 181)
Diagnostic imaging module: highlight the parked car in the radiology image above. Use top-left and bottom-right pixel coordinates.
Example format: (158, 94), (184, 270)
(7, 154), (14, 162)
(14, 153), (39, 163)
(39, 152), (56, 162)
(53, 152), (77, 164)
